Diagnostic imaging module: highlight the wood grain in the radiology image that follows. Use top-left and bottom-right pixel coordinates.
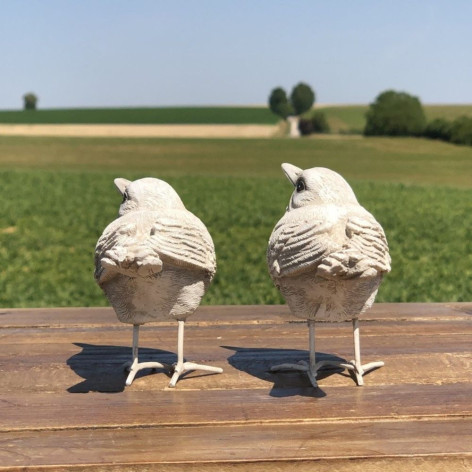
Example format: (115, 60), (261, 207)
(1, 303), (471, 470)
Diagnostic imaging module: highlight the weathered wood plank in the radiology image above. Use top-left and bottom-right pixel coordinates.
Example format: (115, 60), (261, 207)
(1, 418), (471, 469)
(1, 302), (471, 329)
(0, 303), (471, 470)
(1, 382), (471, 432)
(0, 318), (470, 393)
(0, 351), (470, 393)
(1, 320), (471, 348)
(1, 457), (471, 472)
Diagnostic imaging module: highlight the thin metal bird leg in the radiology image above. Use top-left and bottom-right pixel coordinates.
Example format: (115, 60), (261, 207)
(168, 320), (223, 388)
(123, 324), (171, 386)
(346, 317), (384, 386)
(271, 319), (375, 387)
(270, 320), (324, 387)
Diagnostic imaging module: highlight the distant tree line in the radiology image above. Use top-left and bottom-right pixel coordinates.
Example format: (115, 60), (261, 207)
(364, 89), (472, 146)
(268, 84), (472, 146)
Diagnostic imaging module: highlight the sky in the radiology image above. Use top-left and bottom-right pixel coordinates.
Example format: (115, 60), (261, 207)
(0, 1), (471, 109)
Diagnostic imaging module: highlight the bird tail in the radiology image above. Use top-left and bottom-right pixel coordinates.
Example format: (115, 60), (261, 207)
(100, 246), (163, 279)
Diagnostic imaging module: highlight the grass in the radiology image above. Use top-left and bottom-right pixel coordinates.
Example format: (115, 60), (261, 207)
(0, 107), (279, 125)
(1, 135), (472, 187)
(315, 105), (368, 134)
(1, 135), (472, 307)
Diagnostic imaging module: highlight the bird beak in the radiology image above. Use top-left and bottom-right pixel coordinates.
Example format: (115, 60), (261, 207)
(281, 163), (303, 186)
(114, 178), (131, 195)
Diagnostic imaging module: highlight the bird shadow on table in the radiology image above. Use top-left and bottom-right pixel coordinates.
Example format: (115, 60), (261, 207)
(222, 345), (350, 398)
(66, 343), (175, 393)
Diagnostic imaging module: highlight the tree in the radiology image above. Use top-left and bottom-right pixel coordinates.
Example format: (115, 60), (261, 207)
(364, 90), (426, 136)
(268, 83), (315, 120)
(268, 82), (316, 137)
(290, 82), (315, 116)
(23, 93), (38, 111)
(268, 87), (293, 120)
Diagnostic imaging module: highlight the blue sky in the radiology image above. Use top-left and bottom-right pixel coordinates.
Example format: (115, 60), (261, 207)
(1, 1), (471, 109)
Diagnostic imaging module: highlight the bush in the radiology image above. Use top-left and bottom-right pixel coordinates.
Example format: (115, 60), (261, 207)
(364, 90), (426, 137)
(450, 116), (472, 146)
(424, 118), (453, 141)
(298, 112), (330, 136)
(311, 111), (330, 133)
(298, 118), (314, 136)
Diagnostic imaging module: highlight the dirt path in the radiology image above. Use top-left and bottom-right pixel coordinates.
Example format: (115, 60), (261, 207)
(0, 124), (280, 138)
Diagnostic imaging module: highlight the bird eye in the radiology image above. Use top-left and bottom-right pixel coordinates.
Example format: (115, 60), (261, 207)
(296, 179), (305, 192)
(122, 191), (128, 204)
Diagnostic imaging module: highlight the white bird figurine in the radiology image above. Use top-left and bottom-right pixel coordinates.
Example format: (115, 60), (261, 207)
(94, 177), (222, 388)
(267, 164), (391, 387)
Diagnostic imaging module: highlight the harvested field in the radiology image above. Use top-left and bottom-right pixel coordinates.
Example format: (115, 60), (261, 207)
(0, 124), (280, 138)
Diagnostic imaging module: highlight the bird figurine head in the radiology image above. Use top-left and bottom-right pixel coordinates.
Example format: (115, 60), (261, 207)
(281, 163), (358, 211)
(114, 177), (185, 216)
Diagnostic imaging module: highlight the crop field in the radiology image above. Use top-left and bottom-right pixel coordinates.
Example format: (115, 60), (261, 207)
(1, 104), (471, 132)
(1, 135), (472, 307)
(0, 107), (279, 125)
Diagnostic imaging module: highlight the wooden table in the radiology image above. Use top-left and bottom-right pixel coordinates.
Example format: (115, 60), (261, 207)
(1, 303), (471, 471)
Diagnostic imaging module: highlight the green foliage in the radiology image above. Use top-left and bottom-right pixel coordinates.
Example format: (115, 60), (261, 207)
(268, 83), (315, 119)
(298, 112), (330, 136)
(0, 107), (279, 124)
(268, 87), (293, 120)
(298, 118), (314, 136)
(364, 90), (426, 137)
(290, 82), (315, 116)
(311, 111), (330, 133)
(23, 93), (38, 111)
(450, 116), (472, 146)
(423, 118), (453, 141)
(423, 116), (472, 147)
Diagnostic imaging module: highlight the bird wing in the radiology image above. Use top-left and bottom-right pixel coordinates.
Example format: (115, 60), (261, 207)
(268, 205), (390, 280)
(268, 206), (341, 279)
(95, 210), (216, 285)
(317, 208), (391, 280)
(148, 210), (216, 275)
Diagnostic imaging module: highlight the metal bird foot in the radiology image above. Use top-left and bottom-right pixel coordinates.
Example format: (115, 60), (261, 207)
(124, 358), (172, 386)
(344, 359), (385, 386)
(167, 320), (223, 388)
(271, 319), (384, 388)
(168, 360), (224, 388)
(270, 358), (384, 387)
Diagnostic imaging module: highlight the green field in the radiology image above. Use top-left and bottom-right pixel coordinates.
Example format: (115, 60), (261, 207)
(0, 106), (279, 125)
(1, 135), (472, 307)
